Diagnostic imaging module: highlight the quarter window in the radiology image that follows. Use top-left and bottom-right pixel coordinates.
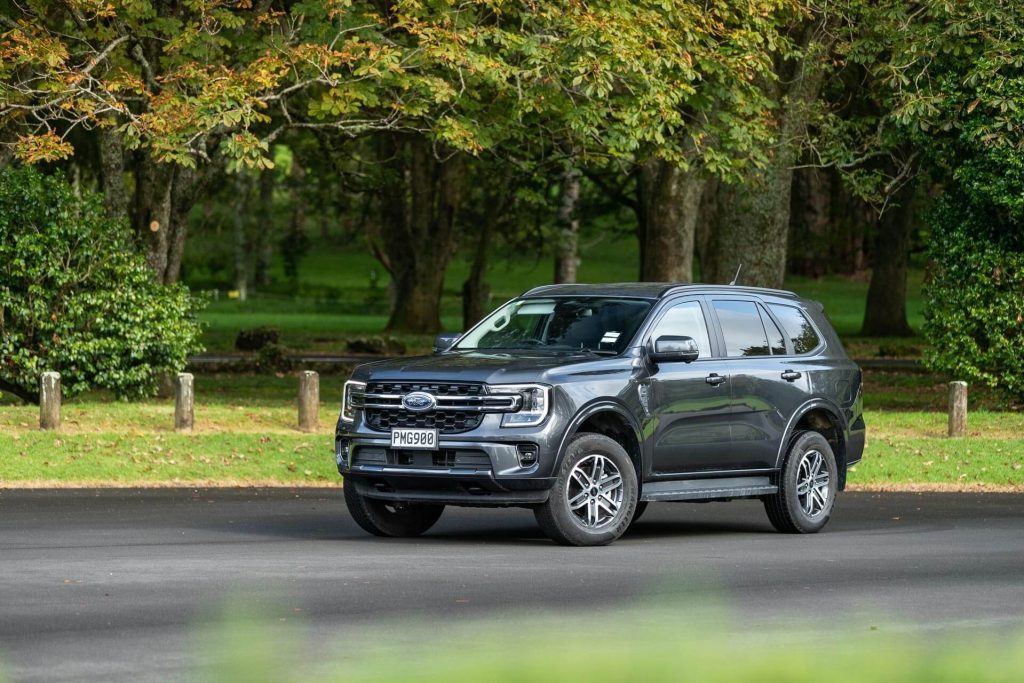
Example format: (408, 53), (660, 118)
(649, 301), (712, 359)
(713, 300), (770, 357)
(768, 304), (821, 354)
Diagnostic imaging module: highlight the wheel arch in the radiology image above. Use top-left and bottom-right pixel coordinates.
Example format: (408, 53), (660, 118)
(556, 401), (644, 485)
(777, 400), (848, 489)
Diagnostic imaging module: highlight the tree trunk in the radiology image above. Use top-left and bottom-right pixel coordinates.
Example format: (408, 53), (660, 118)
(462, 220), (492, 330)
(861, 180), (917, 336)
(232, 173), (249, 301)
(371, 134), (464, 334)
(703, 20), (835, 288)
(98, 121), (128, 220)
(554, 163), (581, 284)
(164, 164), (205, 284)
(635, 158), (703, 282)
(695, 176), (718, 281)
(127, 151), (211, 284)
(132, 155), (173, 279)
(254, 169), (275, 288)
(787, 167), (832, 277)
(282, 158), (308, 287)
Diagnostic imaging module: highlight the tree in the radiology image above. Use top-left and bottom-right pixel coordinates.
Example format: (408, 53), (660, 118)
(703, 5), (839, 288)
(0, 0), (421, 282)
(0, 166), (202, 404)
(924, 200), (1024, 402)
(858, 0), (1024, 391)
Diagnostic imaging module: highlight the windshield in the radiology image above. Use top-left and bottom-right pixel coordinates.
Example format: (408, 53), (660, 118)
(455, 297), (653, 354)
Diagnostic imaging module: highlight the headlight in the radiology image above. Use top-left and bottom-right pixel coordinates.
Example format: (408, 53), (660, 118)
(489, 384), (551, 427)
(341, 380), (365, 423)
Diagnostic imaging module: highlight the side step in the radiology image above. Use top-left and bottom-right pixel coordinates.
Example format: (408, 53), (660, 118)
(640, 476), (777, 502)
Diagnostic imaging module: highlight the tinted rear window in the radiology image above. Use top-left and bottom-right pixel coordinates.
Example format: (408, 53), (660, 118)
(768, 304), (821, 354)
(713, 300), (769, 357)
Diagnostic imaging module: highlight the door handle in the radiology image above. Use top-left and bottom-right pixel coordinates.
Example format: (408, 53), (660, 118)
(705, 373), (726, 386)
(781, 370), (802, 382)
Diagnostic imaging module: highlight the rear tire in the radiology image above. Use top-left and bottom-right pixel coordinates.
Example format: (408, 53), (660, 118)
(344, 481), (444, 538)
(763, 431), (838, 534)
(535, 433), (637, 546)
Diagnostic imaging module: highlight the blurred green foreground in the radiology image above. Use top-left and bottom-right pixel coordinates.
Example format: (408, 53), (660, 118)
(186, 604), (1024, 683)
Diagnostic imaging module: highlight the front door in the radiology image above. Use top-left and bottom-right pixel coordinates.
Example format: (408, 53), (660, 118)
(642, 299), (735, 474)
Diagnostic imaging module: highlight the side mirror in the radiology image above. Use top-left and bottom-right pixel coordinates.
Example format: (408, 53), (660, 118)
(648, 335), (700, 364)
(433, 332), (462, 353)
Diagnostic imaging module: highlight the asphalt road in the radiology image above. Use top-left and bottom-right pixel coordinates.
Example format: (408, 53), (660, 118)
(1, 489), (1022, 681)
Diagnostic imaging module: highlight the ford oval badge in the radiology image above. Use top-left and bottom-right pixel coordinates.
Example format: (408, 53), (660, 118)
(403, 391), (437, 413)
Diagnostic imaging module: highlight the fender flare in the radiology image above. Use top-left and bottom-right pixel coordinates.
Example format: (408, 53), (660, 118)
(554, 399), (645, 474)
(775, 398), (846, 470)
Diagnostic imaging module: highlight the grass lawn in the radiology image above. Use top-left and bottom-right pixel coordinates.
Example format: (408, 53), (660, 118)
(196, 602), (1024, 683)
(2, 372), (1021, 488)
(190, 233), (928, 356)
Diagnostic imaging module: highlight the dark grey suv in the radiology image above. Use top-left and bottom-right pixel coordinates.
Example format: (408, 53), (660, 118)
(335, 283), (865, 546)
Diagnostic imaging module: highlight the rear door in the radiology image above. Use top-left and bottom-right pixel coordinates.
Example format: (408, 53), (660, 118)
(642, 298), (735, 474)
(708, 298), (810, 470)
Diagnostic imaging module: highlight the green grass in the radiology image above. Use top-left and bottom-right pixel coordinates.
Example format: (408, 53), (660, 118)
(191, 603), (1024, 683)
(3, 369), (1018, 489)
(190, 233), (927, 354)
(0, 432), (337, 486)
(850, 411), (1024, 489)
(3, 377), (1022, 487)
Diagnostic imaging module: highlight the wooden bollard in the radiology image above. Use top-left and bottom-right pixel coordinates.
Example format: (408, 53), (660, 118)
(39, 371), (61, 431)
(948, 381), (967, 437)
(298, 370), (319, 432)
(175, 373), (194, 433)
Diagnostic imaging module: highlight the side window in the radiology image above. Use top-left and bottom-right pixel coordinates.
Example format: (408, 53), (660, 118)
(649, 301), (712, 359)
(713, 300), (769, 357)
(759, 305), (787, 355)
(768, 304), (821, 354)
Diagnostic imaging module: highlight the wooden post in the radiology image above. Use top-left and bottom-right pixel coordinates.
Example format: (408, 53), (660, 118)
(948, 381), (967, 437)
(39, 372), (61, 431)
(175, 373), (194, 433)
(298, 370), (319, 432)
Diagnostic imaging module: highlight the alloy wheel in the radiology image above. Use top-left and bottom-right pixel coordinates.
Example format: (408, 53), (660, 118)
(795, 449), (830, 518)
(566, 454), (624, 529)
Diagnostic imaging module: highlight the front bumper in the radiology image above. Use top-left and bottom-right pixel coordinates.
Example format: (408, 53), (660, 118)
(335, 420), (560, 507)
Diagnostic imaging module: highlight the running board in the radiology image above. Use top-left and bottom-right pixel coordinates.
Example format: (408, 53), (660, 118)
(640, 476), (777, 502)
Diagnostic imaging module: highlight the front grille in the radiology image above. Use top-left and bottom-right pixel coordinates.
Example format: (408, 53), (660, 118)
(353, 447), (491, 469)
(367, 382), (484, 397)
(357, 381), (517, 434)
(366, 410), (483, 433)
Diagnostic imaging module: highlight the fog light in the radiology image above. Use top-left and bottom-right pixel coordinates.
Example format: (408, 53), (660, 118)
(516, 444), (539, 467)
(335, 437), (349, 466)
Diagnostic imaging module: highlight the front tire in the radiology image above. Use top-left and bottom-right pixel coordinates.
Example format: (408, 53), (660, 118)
(627, 501), (649, 530)
(344, 481), (444, 538)
(535, 433), (638, 546)
(763, 431), (838, 534)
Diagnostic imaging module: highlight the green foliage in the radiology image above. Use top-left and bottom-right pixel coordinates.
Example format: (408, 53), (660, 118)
(923, 198), (1024, 402)
(200, 604), (1024, 683)
(0, 167), (203, 403)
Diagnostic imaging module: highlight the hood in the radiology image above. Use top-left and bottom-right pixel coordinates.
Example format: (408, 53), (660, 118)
(353, 350), (615, 385)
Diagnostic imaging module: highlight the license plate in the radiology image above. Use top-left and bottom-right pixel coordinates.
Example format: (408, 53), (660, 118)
(390, 428), (439, 450)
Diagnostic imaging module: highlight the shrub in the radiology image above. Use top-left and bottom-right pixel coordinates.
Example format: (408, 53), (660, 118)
(254, 343), (293, 372)
(922, 198), (1024, 402)
(0, 167), (203, 403)
(235, 326), (280, 351)
(345, 335), (406, 355)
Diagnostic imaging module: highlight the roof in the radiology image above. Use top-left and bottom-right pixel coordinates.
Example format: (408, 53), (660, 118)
(521, 282), (801, 301)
